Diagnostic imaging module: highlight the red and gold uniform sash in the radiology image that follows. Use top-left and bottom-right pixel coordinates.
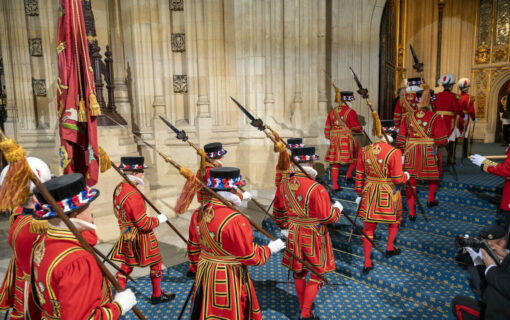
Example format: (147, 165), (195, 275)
(187, 198), (270, 320)
(31, 227), (121, 319)
(324, 105), (362, 164)
(110, 181), (162, 267)
(396, 109), (448, 179)
(273, 172), (341, 274)
(393, 93), (417, 127)
(354, 142), (405, 223)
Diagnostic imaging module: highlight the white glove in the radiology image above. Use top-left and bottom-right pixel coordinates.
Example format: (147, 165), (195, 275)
(267, 239), (286, 254)
(332, 201), (343, 212)
(114, 289), (137, 316)
(465, 247), (484, 266)
(157, 214), (168, 224)
(355, 197), (361, 205)
(326, 139), (331, 146)
(404, 171), (410, 181)
(470, 154), (486, 167)
(401, 156), (405, 165)
(242, 191), (252, 201)
(280, 229), (289, 239)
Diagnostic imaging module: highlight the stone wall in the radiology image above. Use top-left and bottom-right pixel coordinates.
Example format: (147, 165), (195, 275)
(0, 0), (385, 241)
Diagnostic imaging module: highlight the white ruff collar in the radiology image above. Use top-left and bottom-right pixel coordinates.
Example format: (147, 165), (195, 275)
(127, 175), (144, 186)
(217, 191), (242, 207)
(49, 217), (97, 232)
(301, 166), (318, 179)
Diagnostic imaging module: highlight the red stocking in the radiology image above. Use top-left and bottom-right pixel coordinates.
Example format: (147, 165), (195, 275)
(346, 162), (356, 178)
(331, 164), (340, 189)
(293, 270), (308, 310)
(300, 274), (322, 318)
(387, 222), (399, 251)
(116, 264), (133, 290)
(150, 262), (164, 297)
(362, 222), (377, 267)
(428, 180), (439, 202)
(406, 178), (417, 217)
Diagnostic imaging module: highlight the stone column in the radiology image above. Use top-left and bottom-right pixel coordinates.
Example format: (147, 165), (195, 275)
(4, 0), (36, 131)
(263, 0), (274, 114)
(291, 0), (303, 129)
(109, 0), (132, 128)
(195, 0), (210, 118)
(39, 0), (58, 129)
(150, 0), (165, 117)
(0, 2), (17, 138)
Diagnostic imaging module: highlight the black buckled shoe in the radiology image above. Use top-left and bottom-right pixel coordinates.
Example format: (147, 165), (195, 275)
(346, 177), (354, 184)
(333, 186), (343, 192)
(151, 291), (176, 305)
(426, 200), (439, 208)
(409, 215), (416, 222)
(362, 265), (374, 274)
(186, 270), (196, 278)
(385, 247), (401, 258)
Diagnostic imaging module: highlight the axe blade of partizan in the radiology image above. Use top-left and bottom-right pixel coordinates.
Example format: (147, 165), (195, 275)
(159, 115), (180, 135)
(230, 96), (256, 122)
(349, 66), (363, 90)
(158, 115), (189, 141)
(409, 44), (420, 64)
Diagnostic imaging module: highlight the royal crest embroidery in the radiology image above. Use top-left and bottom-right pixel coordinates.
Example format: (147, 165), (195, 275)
(289, 178), (300, 191)
(33, 241), (46, 267)
(203, 206), (215, 223)
(416, 110), (425, 119)
(372, 144), (382, 155)
(407, 94), (414, 101)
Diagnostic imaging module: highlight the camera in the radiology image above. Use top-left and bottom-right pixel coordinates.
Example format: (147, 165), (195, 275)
(455, 235), (483, 250)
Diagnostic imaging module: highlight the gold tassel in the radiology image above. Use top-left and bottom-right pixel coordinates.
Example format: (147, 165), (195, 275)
(174, 166), (201, 214)
(420, 89), (431, 108)
(0, 136), (33, 212)
(89, 93), (102, 116)
(29, 219), (49, 234)
(197, 149), (208, 176)
(98, 147), (111, 173)
(332, 82), (341, 103)
(78, 99), (87, 122)
(371, 111), (382, 137)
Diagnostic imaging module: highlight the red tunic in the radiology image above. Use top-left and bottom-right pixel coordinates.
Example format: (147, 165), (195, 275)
(393, 93), (418, 128)
(0, 209), (27, 318)
(111, 181), (162, 267)
(458, 92), (476, 135)
(433, 91), (462, 136)
(273, 172), (341, 274)
(187, 198), (271, 320)
(482, 147), (510, 211)
(324, 104), (362, 164)
(396, 109), (448, 179)
(354, 142), (406, 223)
(31, 227), (122, 319)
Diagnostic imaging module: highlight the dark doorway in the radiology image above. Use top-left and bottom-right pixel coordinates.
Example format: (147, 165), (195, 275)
(495, 80), (510, 143)
(378, 0), (397, 120)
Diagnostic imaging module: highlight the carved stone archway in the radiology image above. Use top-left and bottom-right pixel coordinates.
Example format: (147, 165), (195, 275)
(487, 71), (510, 143)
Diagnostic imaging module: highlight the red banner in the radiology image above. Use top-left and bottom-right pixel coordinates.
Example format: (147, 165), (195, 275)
(56, 0), (101, 186)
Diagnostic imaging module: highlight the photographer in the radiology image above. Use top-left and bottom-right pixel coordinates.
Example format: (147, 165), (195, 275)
(452, 225), (510, 320)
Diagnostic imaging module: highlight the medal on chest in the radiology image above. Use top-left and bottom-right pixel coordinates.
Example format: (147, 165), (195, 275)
(33, 241), (46, 267)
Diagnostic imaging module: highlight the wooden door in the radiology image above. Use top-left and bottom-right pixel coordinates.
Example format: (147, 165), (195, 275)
(378, 0), (397, 120)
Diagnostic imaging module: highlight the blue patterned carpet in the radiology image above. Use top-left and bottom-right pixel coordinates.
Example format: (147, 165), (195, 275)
(122, 159), (507, 320)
